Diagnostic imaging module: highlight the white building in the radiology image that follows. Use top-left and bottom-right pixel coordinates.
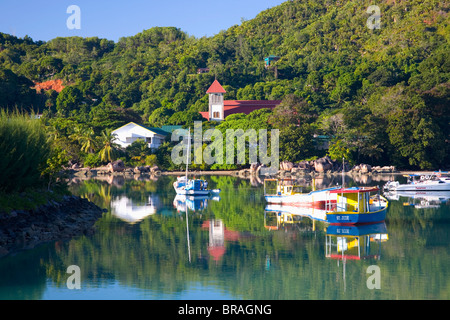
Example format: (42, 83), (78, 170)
(111, 122), (168, 150)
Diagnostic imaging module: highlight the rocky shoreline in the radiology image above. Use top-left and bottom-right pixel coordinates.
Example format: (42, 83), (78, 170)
(65, 156), (441, 180)
(0, 195), (105, 257)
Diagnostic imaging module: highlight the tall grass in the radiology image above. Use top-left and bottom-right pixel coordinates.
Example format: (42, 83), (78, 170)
(0, 110), (51, 192)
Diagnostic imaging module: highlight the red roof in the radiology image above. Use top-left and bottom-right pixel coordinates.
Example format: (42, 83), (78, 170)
(199, 111), (209, 119)
(199, 99), (282, 120)
(329, 187), (379, 194)
(206, 80), (227, 93)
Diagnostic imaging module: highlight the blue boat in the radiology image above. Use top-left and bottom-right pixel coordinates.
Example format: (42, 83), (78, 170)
(173, 127), (220, 196)
(326, 187), (388, 225)
(173, 176), (220, 196)
(326, 222), (388, 237)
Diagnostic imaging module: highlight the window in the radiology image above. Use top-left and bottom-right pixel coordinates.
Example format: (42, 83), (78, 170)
(146, 137), (152, 143)
(211, 93), (222, 103)
(213, 111), (220, 118)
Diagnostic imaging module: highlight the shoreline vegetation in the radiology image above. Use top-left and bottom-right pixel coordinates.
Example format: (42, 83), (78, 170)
(0, 111), (106, 257)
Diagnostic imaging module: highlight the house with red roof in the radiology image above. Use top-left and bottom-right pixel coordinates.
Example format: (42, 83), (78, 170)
(199, 80), (282, 121)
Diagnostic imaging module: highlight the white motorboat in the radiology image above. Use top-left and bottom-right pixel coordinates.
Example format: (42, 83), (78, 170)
(384, 173), (450, 191)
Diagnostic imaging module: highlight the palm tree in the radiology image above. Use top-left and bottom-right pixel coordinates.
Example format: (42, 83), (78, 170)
(70, 125), (98, 154)
(97, 129), (120, 163)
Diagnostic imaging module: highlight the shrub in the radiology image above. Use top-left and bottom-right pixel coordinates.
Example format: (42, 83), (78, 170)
(0, 110), (51, 192)
(83, 152), (102, 168)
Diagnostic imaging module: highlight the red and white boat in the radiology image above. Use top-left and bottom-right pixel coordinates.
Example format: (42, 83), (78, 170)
(264, 178), (339, 208)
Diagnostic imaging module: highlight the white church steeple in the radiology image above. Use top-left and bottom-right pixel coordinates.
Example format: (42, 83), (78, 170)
(206, 80), (226, 121)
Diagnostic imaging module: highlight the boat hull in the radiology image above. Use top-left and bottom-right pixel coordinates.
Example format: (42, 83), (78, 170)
(264, 187), (339, 207)
(265, 204), (328, 222)
(385, 179), (450, 191)
(173, 178), (221, 196)
(326, 208), (387, 225)
(326, 222), (387, 237)
(395, 184), (450, 191)
(175, 189), (212, 196)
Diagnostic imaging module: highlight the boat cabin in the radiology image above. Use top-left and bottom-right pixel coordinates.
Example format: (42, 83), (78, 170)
(328, 187), (382, 213)
(264, 178), (312, 196)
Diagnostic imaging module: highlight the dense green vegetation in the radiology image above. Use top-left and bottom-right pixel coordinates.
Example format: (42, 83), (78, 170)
(0, 0), (448, 169)
(0, 110), (50, 192)
(0, 110), (71, 212)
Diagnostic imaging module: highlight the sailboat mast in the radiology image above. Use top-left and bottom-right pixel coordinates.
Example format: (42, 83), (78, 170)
(185, 128), (190, 181)
(341, 157), (345, 211)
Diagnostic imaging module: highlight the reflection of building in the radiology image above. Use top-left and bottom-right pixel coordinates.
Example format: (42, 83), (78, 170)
(110, 195), (161, 223)
(201, 219), (240, 261)
(208, 220), (225, 261)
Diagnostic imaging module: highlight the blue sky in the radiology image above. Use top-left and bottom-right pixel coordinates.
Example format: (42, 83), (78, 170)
(0, 0), (285, 42)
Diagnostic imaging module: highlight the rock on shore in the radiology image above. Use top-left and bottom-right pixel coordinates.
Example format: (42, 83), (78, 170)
(0, 195), (105, 257)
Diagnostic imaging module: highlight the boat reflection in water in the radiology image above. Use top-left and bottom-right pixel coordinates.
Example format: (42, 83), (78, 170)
(264, 205), (389, 261)
(325, 222), (389, 292)
(384, 190), (450, 209)
(264, 204), (328, 232)
(325, 222), (389, 261)
(173, 194), (221, 212)
(110, 194), (162, 223)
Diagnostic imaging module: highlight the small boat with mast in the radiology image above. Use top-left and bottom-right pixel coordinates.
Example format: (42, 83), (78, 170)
(263, 158), (349, 207)
(173, 128), (221, 196)
(325, 158), (389, 225)
(264, 158), (389, 225)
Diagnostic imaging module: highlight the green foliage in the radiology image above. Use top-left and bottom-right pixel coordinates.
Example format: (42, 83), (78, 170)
(98, 130), (120, 163)
(56, 86), (83, 116)
(0, 0), (449, 169)
(83, 152), (102, 168)
(0, 110), (51, 192)
(0, 68), (39, 111)
(41, 147), (70, 190)
(327, 139), (354, 165)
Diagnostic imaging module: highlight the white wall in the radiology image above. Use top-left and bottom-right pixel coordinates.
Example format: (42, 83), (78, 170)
(112, 123), (165, 149)
(211, 104), (223, 120)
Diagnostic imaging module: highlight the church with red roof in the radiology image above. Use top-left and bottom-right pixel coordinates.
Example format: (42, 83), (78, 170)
(199, 80), (282, 121)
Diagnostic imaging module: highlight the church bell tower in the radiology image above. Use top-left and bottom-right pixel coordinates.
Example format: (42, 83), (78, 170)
(206, 80), (226, 121)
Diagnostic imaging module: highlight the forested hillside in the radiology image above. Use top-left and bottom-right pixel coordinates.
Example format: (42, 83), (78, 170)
(0, 0), (448, 170)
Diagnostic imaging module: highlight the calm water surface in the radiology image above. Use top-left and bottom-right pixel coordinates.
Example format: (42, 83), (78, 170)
(1, 174), (449, 300)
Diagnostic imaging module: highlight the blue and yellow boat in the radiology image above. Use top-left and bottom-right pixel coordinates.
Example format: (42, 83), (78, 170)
(326, 187), (388, 225)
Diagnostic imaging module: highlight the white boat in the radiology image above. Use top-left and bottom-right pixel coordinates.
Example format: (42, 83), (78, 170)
(263, 179), (339, 208)
(173, 176), (215, 196)
(384, 173), (450, 191)
(264, 158), (346, 207)
(173, 128), (221, 196)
